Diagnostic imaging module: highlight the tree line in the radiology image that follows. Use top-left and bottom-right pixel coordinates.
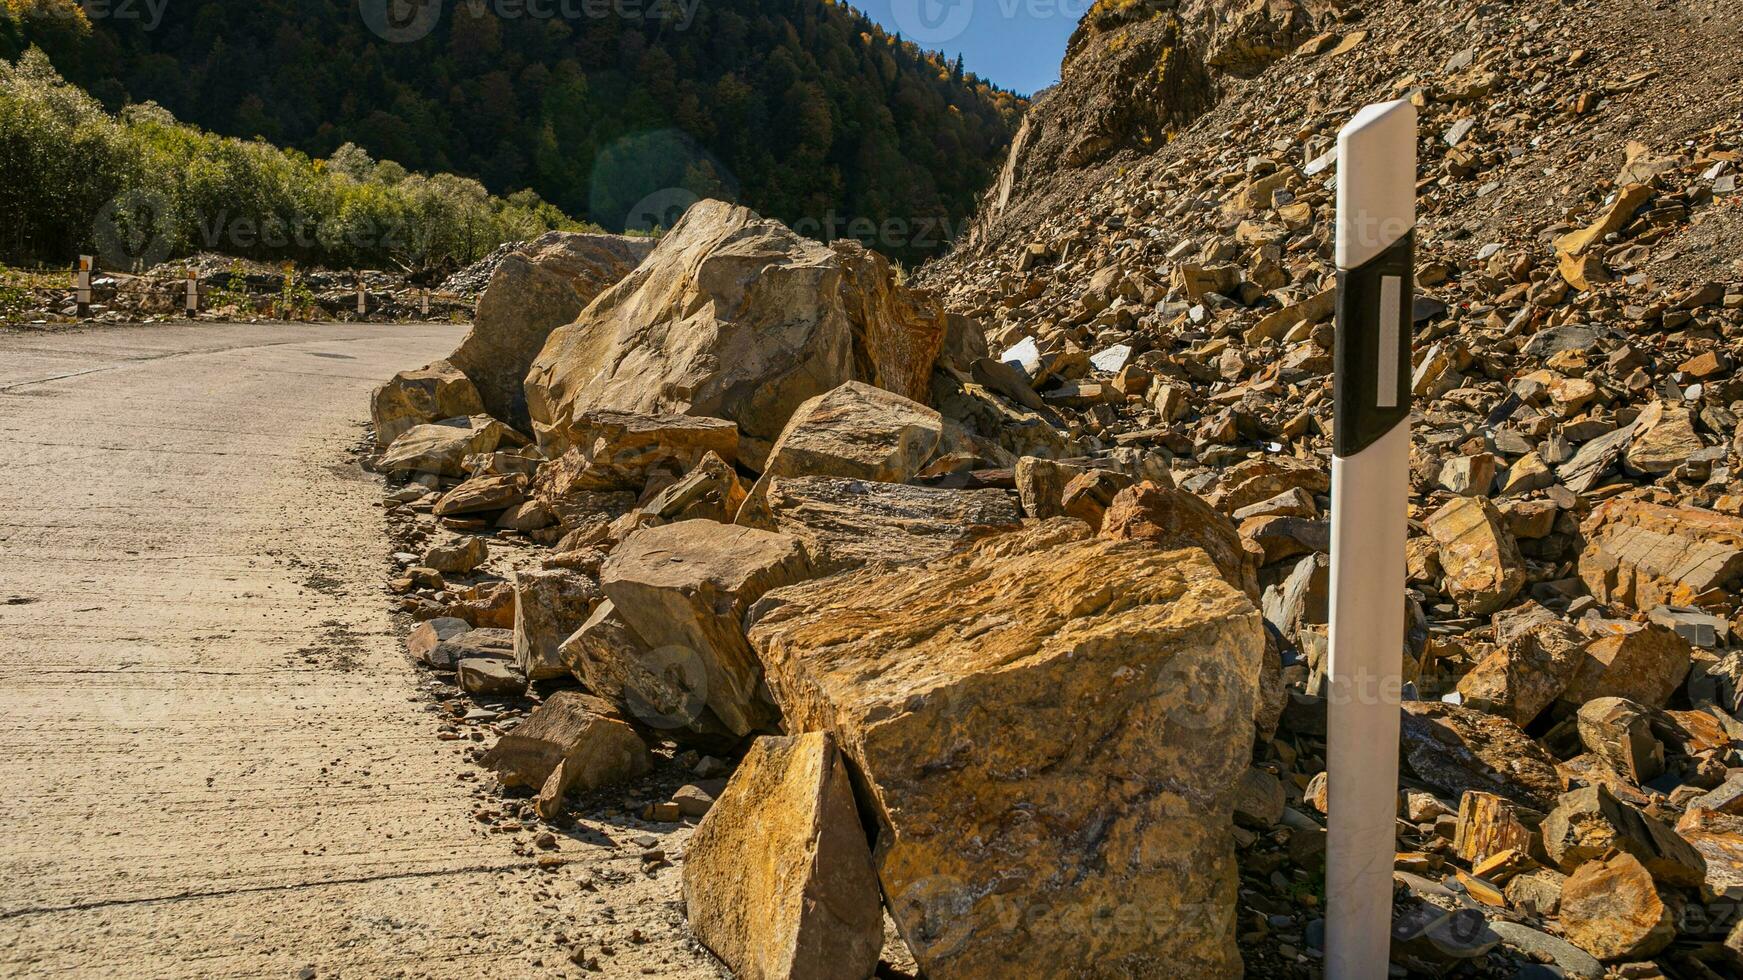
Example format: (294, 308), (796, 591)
(0, 40), (585, 272)
(11, 0), (1024, 263)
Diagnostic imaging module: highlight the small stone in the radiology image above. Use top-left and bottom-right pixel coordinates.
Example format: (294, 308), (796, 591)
(1575, 697), (1663, 783)
(1233, 767), (1286, 828)
(422, 536), (488, 575)
(1504, 867), (1566, 917)
(672, 784), (716, 818)
(457, 658), (527, 697)
(407, 617), (471, 663)
(1425, 497), (1526, 615)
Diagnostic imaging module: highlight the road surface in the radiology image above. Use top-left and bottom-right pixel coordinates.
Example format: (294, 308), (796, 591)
(0, 322), (720, 979)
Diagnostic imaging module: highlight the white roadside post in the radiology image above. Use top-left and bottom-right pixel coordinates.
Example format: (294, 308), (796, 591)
(75, 255), (93, 317)
(1326, 98), (1416, 979)
(185, 268), (199, 316)
(355, 275), (367, 318)
(421, 288), (431, 318)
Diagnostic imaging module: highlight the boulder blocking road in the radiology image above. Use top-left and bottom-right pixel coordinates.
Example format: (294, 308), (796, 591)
(0, 323), (721, 978)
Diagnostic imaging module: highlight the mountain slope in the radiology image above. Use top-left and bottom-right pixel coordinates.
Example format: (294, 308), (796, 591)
(26, 0), (1023, 262)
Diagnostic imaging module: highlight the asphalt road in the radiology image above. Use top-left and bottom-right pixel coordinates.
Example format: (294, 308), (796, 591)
(0, 322), (722, 979)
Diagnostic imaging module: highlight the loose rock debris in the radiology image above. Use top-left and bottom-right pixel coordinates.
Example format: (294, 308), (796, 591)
(363, 0), (1743, 974)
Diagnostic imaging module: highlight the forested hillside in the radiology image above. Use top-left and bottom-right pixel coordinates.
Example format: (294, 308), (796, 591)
(0, 42), (583, 271)
(17, 0), (1024, 261)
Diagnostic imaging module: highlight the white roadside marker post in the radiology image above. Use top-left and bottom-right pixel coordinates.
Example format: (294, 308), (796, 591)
(356, 274), (367, 318)
(1326, 98), (1416, 980)
(421, 288), (430, 318)
(75, 255), (93, 318)
(185, 268), (199, 316)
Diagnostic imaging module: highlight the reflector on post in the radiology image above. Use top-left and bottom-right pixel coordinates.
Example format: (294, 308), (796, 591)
(75, 255), (92, 317)
(1326, 98), (1415, 979)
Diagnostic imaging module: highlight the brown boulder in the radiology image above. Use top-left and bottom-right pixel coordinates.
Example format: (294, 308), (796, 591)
(682, 733), (882, 980)
(559, 599), (739, 750)
(738, 381), (944, 523)
(753, 476), (1021, 575)
(601, 520), (817, 738)
(370, 360), (485, 448)
(1560, 619), (1691, 708)
(377, 415), (516, 478)
(1541, 785), (1705, 888)
(1455, 621), (1587, 726)
(451, 232), (651, 427)
(524, 201), (944, 466)
(536, 411), (738, 495)
(477, 691), (651, 818)
(750, 521), (1263, 978)
(512, 568), (601, 681)
(1425, 496), (1526, 615)
(432, 473), (526, 516)
(1559, 852), (1677, 961)
(1579, 499), (1743, 611)
(1400, 703), (1563, 811)
(1100, 481), (1262, 602)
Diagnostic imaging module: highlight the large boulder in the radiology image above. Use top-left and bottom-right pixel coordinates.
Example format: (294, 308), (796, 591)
(755, 381), (943, 485)
(1426, 496), (1527, 615)
(751, 476), (1022, 574)
(524, 200), (946, 466)
(1455, 620), (1589, 727)
(450, 232), (653, 428)
(1560, 619), (1692, 709)
(560, 599), (739, 750)
(600, 520), (818, 739)
(370, 360), (485, 448)
(1400, 703), (1564, 812)
(1560, 852), (1678, 961)
(748, 520), (1263, 978)
(682, 732), (883, 980)
(377, 415), (517, 477)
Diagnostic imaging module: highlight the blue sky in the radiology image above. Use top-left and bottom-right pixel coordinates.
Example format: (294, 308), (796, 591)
(848, 0), (1084, 95)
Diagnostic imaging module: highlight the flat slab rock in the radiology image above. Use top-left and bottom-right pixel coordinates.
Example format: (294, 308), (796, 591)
(748, 519), (1264, 978)
(1400, 702), (1564, 812)
(1579, 499), (1743, 611)
(750, 475), (1022, 574)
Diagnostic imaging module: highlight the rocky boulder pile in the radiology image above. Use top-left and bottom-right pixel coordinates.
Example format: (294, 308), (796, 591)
(910, 0), (1743, 973)
(368, 200), (1271, 976)
(364, 1), (1743, 974)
